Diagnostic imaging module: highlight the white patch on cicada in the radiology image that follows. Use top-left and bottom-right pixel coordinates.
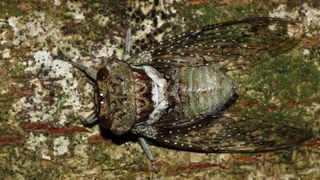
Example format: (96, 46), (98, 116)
(138, 65), (169, 124)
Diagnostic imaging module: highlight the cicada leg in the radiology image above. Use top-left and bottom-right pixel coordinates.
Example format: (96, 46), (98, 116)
(138, 137), (159, 173)
(66, 60), (97, 82)
(59, 58), (99, 126)
(78, 112), (99, 127)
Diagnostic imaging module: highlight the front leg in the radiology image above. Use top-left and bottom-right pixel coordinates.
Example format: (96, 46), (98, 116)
(79, 112), (99, 127)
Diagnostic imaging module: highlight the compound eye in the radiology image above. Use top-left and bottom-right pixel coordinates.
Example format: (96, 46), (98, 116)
(99, 115), (113, 129)
(96, 67), (109, 81)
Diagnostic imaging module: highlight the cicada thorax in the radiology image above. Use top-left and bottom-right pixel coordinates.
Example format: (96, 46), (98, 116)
(132, 70), (155, 121)
(95, 60), (155, 135)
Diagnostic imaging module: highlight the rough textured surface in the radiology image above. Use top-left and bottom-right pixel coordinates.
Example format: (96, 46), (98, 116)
(0, 0), (319, 179)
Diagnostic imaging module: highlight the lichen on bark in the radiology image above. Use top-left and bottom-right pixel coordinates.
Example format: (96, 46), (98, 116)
(0, 0), (319, 179)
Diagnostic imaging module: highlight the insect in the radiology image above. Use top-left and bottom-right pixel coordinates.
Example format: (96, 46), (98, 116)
(62, 17), (312, 171)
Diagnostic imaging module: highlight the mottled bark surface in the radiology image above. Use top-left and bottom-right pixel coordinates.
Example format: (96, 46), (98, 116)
(0, 0), (319, 179)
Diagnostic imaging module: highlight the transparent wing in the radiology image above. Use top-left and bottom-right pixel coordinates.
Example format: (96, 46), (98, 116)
(133, 115), (312, 153)
(133, 17), (303, 73)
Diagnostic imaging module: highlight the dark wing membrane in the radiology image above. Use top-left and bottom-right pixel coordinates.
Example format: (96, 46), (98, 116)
(133, 17), (303, 72)
(136, 116), (312, 153)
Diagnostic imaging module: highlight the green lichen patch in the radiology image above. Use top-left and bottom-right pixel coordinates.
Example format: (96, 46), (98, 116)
(179, 1), (272, 29)
(227, 47), (320, 135)
(0, 1), (35, 19)
(0, 144), (63, 179)
(248, 51), (319, 102)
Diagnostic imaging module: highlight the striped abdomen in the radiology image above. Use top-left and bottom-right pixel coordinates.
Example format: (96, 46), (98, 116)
(171, 66), (234, 118)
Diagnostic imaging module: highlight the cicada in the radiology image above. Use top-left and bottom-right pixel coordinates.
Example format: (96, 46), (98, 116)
(63, 17), (312, 171)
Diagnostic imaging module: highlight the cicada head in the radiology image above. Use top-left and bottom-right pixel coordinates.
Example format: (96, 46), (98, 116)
(95, 60), (137, 135)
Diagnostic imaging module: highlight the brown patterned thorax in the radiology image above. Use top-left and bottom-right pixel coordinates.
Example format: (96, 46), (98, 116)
(133, 70), (154, 122)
